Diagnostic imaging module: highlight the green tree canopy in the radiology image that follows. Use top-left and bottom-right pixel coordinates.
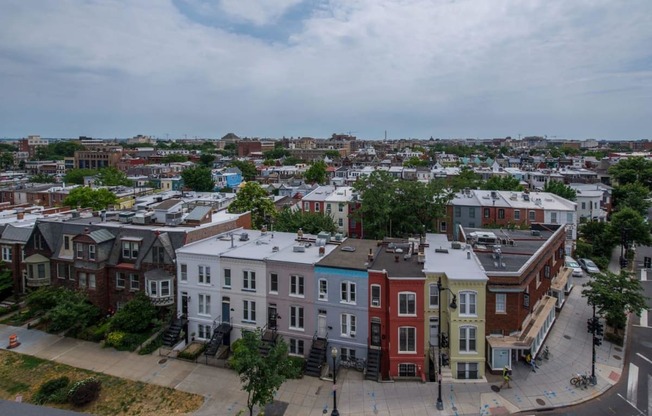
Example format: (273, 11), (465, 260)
(64, 168), (99, 185)
(543, 180), (577, 201)
(578, 220), (614, 260)
(63, 187), (118, 210)
(230, 160), (257, 181)
(31, 173), (57, 184)
(95, 167), (132, 187)
(481, 175), (524, 191)
(35, 140), (84, 160)
(228, 182), (276, 229)
(612, 182), (650, 215)
(199, 153), (215, 167)
(282, 156), (303, 166)
(181, 166), (215, 192)
(229, 329), (291, 416)
(608, 157), (652, 189)
(304, 160), (328, 184)
(582, 270), (648, 332)
(324, 150), (341, 159)
(449, 167), (481, 191)
(162, 154), (188, 163)
(110, 292), (157, 333)
(45, 291), (101, 333)
(273, 207), (336, 234)
(607, 207), (652, 248)
(0, 268), (13, 299)
(263, 148), (291, 160)
(0, 152), (14, 169)
(403, 156), (429, 168)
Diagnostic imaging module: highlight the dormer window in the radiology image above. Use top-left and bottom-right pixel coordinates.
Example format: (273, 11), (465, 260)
(76, 243), (84, 259)
(122, 240), (140, 259)
(88, 245), (96, 261)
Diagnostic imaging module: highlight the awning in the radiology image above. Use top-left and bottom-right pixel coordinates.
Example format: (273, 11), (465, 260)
(486, 295), (557, 350)
(551, 267), (571, 291)
(24, 253), (49, 264)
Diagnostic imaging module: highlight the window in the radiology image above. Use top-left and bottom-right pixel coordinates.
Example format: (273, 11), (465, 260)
(198, 324), (211, 340)
(514, 210), (520, 220)
(149, 281), (158, 296)
(399, 292), (416, 315)
(88, 245), (96, 261)
(399, 327), (416, 353)
(270, 273), (278, 293)
(457, 362), (479, 379)
(130, 274), (139, 290)
(536, 271), (542, 288)
(161, 281), (170, 296)
(57, 263), (68, 279)
(180, 264), (187, 282)
(315, 202), (320, 212)
(122, 241), (139, 259)
(224, 268), (231, 288)
(1, 246), (12, 262)
(37, 263), (45, 279)
(399, 363), (417, 377)
(76, 243), (84, 259)
(484, 208), (490, 218)
(326, 203), (332, 213)
(290, 306), (304, 329)
(340, 281), (356, 303)
(79, 272), (87, 288)
(198, 265), (211, 284)
(152, 246), (165, 264)
(303, 201), (309, 211)
(88, 273), (96, 289)
(498, 209), (505, 219)
(243, 270), (256, 291)
(338, 218), (343, 227)
(440, 221), (447, 232)
(581, 202), (586, 209)
(243, 300), (256, 322)
(551, 212), (557, 224)
(459, 326), (477, 352)
(318, 279), (328, 300)
(341, 313), (356, 337)
(529, 210), (535, 221)
(495, 293), (506, 313)
(290, 275), (304, 296)
(567, 212), (573, 223)
(429, 284), (439, 308)
(116, 272), (125, 288)
(454, 206), (461, 217)
(371, 284), (381, 307)
(290, 339), (304, 355)
(64, 236), (70, 250)
(339, 203), (344, 212)
(459, 291), (477, 316)
(469, 207), (475, 218)
(198, 294), (211, 315)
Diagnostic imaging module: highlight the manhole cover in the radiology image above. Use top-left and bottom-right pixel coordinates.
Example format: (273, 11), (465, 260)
(563, 335), (572, 339)
(158, 358), (167, 364)
(491, 385), (501, 392)
(451, 406), (458, 411)
(613, 355), (622, 360)
(536, 398), (546, 406)
(614, 347), (623, 352)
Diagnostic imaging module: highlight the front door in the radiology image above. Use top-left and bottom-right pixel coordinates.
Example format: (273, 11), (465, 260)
(181, 292), (188, 317)
(317, 314), (327, 338)
(371, 318), (381, 348)
(222, 297), (230, 323)
(429, 318), (439, 347)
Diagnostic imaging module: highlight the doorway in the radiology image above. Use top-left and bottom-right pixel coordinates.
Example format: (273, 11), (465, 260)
(222, 297), (230, 323)
(429, 317), (439, 347)
(318, 311), (327, 338)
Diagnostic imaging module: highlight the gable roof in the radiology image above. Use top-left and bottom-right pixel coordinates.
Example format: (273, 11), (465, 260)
(89, 229), (115, 244)
(0, 224), (33, 243)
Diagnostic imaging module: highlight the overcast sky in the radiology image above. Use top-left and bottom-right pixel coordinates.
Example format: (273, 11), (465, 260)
(1, 0), (651, 141)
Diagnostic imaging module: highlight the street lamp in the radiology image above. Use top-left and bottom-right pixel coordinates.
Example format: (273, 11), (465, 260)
(436, 276), (457, 411)
(331, 346), (339, 416)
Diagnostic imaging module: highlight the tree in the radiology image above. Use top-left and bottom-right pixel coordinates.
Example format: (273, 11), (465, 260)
(199, 153), (215, 167)
(304, 160), (327, 184)
(582, 270), (648, 333)
(608, 157), (652, 189)
(578, 220), (614, 259)
(95, 167), (132, 187)
(324, 150), (341, 159)
(403, 156), (429, 168)
(64, 168), (98, 185)
(181, 166), (214, 192)
(162, 154), (188, 163)
(543, 180), (577, 201)
(481, 175), (524, 191)
(273, 208), (336, 234)
(0, 152), (14, 169)
(282, 156), (303, 166)
(31, 173), (57, 183)
(449, 167), (481, 191)
(46, 292), (101, 333)
(607, 207), (652, 248)
(612, 182), (650, 215)
(228, 182), (276, 229)
(263, 148), (290, 160)
(230, 160), (257, 181)
(110, 292), (157, 333)
(352, 170), (397, 239)
(63, 187), (117, 210)
(229, 329), (290, 416)
(0, 268), (13, 300)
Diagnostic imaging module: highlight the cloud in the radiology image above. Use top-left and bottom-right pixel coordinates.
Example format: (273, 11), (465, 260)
(0, 0), (651, 139)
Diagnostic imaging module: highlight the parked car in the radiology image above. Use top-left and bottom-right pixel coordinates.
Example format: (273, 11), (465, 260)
(565, 256), (583, 277)
(578, 258), (601, 274)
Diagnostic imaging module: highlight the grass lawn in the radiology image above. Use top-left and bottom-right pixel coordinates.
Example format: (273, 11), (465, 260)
(0, 350), (204, 415)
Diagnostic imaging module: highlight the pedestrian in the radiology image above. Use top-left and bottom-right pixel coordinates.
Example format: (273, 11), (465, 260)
(526, 353), (538, 373)
(500, 366), (512, 389)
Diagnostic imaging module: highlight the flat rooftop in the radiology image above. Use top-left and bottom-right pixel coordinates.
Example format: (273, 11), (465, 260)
(317, 238), (379, 271)
(423, 234), (488, 281)
(370, 239), (425, 278)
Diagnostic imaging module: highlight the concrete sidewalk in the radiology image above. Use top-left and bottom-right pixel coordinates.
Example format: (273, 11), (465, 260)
(0, 273), (624, 415)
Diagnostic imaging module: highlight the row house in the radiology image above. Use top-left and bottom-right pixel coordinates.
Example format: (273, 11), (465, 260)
(0, 224), (32, 294)
(300, 185), (358, 237)
(22, 209), (250, 312)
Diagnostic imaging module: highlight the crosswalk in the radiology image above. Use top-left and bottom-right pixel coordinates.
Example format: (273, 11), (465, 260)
(624, 362), (651, 416)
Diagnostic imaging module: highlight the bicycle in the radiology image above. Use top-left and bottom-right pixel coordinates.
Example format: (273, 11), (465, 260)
(570, 373), (590, 389)
(340, 357), (366, 372)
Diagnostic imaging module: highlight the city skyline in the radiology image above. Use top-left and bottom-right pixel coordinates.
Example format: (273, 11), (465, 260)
(1, 1), (651, 140)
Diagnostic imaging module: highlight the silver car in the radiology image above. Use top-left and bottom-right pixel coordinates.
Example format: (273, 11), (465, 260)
(578, 258), (601, 274)
(565, 256), (583, 277)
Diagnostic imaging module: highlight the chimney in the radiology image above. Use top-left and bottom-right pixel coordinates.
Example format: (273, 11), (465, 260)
(467, 252), (471, 260)
(368, 248), (374, 262)
(17, 212), (24, 220)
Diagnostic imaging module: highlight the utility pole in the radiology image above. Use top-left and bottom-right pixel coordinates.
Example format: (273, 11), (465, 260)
(587, 304), (603, 385)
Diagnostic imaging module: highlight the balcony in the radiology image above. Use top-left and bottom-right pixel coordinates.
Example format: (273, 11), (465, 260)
(26, 276), (51, 288)
(149, 295), (174, 307)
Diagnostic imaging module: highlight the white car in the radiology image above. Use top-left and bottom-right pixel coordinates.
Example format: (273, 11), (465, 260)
(565, 256), (583, 277)
(579, 258), (601, 274)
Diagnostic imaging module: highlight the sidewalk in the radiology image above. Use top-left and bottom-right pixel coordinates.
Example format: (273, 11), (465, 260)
(0, 267), (624, 415)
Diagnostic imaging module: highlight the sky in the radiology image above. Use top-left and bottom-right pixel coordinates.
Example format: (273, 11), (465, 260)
(1, 0), (651, 141)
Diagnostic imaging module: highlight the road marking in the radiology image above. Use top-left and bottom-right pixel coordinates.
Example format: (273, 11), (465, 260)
(640, 310), (648, 327)
(641, 269), (647, 281)
(627, 363), (639, 407)
(636, 353), (652, 366)
(648, 374), (652, 416)
(616, 394), (646, 416)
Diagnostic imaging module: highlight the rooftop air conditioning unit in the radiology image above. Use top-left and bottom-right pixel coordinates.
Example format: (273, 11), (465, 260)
(293, 245), (305, 253)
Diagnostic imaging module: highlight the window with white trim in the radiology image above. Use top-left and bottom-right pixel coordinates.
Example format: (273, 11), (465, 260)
(76, 243), (84, 259)
(78, 272), (87, 288)
(303, 201), (309, 211)
(399, 363), (417, 377)
(243, 270), (256, 291)
(514, 210), (520, 220)
(289, 339), (304, 355)
(64, 236), (70, 250)
(459, 326), (477, 352)
(290, 275), (304, 296)
(223, 268), (231, 288)
(457, 362), (479, 379)
(116, 272), (125, 288)
(340, 281), (356, 303)
(429, 284), (439, 308)
(529, 210), (535, 221)
(130, 274), (139, 290)
(399, 292), (416, 316)
(1, 246), (12, 262)
(161, 281), (170, 297)
(198, 294), (211, 315)
(318, 279), (328, 300)
(338, 218), (343, 227)
(88, 245), (96, 261)
(243, 300), (256, 322)
(180, 264), (187, 282)
(315, 202), (320, 212)
(340, 347), (356, 361)
(399, 327), (416, 353)
(371, 284), (381, 307)
(198, 324), (211, 340)
(198, 265), (211, 284)
(88, 273), (96, 289)
(495, 293), (506, 313)
(122, 241), (139, 259)
(459, 291), (477, 316)
(289, 306), (304, 329)
(270, 273), (278, 293)
(341, 313), (356, 337)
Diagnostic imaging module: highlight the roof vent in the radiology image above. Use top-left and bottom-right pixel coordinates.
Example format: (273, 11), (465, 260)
(341, 246), (356, 252)
(272, 246), (279, 252)
(531, 230), (541, 236)
(451, 241), (462, 249)
(293, 245), (305, 253)
(435, 248), (449, 254)
(239, 232), (249, 241)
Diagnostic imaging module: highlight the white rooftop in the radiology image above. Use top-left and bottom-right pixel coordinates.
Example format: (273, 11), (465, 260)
(423, 233), (488, 282)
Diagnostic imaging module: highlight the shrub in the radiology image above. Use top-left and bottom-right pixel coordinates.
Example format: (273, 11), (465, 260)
(110, 293), (157, 333)
(605, 332), (624, 346)
(178, 344), (206, 361)
(105, 331), (126, 348)
(285, 356), (305, 379)
(33, 376), (70, 404)
(68, 377), (102, 406)
(139, 332), (163, 355)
